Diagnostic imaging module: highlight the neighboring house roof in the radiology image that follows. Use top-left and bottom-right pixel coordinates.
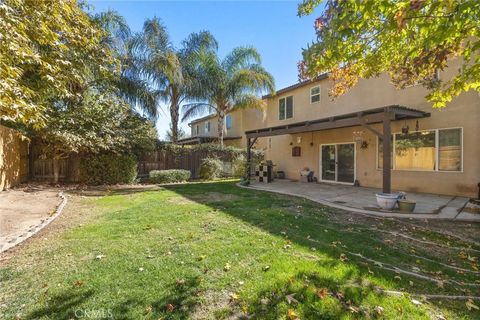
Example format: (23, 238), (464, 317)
(187, 74), (329, 124)
(262, 73), (329, 99)
(188, 114), (217, 125)
(177, 135), (242, 145)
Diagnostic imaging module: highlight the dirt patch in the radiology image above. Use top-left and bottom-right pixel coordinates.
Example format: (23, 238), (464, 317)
(167, 196), (196, 205)
(0, 186), (62, 248)
(190, 193), (239, 203)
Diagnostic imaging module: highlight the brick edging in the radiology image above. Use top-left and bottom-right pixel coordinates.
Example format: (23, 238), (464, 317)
(0, 191), (68, 254)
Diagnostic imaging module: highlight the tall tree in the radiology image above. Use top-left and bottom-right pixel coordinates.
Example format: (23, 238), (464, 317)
(0, 0), (116, 127)
(36, 90), (157, 183)
(182, 47), (275, 146)
(90, 10), (159, 118)
(133, 18), (218, 142)
(297, 0), (480, 107)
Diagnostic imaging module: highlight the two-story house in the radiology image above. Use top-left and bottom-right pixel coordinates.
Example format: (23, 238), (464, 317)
(178, 107), (266, 148)
(181, 60), (480, 197)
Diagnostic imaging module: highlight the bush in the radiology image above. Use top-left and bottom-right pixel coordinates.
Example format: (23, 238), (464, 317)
(232, 155), (247, 178)
(149, 169), (191, 184)
(79, 154), (137, 185)
(199, 157), (223, 180)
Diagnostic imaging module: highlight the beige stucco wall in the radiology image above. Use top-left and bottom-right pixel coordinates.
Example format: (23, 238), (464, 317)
(185, 59), (479, 197)
(259, 62), (480, 197)
(0, 125), (29, 190)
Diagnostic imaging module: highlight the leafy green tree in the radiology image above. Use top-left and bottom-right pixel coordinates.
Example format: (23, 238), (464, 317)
(182, 47), (275, 146)
(298, 0), (480, 107)
(0, 0), (116, 127)
(132, 18), (218, 142)
(36, 90), (157, 182)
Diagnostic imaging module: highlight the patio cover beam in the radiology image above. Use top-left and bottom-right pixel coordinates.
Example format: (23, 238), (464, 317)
(244, 105), (429, 194)
(245, 105), (429, 139)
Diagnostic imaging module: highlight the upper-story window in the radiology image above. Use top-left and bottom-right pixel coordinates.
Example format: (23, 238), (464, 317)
(205, 121), (210, 132)
(225, 115), (232, 129)
(279, 96), (293, 120)
(310, 86), (320, 103)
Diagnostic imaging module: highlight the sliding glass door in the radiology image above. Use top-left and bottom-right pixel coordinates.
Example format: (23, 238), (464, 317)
(320, 143), (355, 184)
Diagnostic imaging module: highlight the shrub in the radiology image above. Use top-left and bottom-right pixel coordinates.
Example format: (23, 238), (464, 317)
(232, 155), (247, 178)
(199, 157), (223, 180)
(79, 154), (137, 185)
(149, 169), (191, 184)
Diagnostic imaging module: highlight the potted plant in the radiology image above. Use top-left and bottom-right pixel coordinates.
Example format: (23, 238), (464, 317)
(398, 199), (416, 212)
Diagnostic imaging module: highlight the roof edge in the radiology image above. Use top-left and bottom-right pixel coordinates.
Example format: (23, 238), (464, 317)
(262, 73), (329, 99)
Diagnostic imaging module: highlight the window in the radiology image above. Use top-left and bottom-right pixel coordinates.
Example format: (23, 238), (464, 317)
(438, 128), (462, 171)
(225, 115), (232, 129)
(205, 121), (210, 132)
(395, 131), (436, 170)
(279, 96), (293, 120)
(377, 128), (462, 172)
(310, 86), (320, 103)
(195, 125), (199, 135)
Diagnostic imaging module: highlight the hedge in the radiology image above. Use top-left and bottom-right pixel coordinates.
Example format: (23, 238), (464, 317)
(199, 157), (223, 180)
(79, 154), (137, 185)
(149, 169), (191, 184)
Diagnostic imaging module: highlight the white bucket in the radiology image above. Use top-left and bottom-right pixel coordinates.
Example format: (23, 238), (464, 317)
(376, 193), (399, 210)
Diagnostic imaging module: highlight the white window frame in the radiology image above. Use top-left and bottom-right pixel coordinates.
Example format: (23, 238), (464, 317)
(278, 96), (294, 121)
(310, 85), (321, 104)
(376, 127), (463, 173)
(196, 125), (199, 135)
(205, 121), (210, 132)
(225, 115), (232, 130)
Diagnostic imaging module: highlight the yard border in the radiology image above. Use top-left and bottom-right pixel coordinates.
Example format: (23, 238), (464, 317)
(0, 192), (68, 254)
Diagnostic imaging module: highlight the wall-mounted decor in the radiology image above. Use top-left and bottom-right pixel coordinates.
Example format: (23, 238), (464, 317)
(292, 146), (301, 157)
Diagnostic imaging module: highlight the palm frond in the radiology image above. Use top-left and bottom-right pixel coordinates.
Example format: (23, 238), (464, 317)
(222, 46), (261, 76)
(115, 75), (158, 119)
(233, 94), (266, 110)
(181, 103), (215, 122)
(229, 65), (275, 97)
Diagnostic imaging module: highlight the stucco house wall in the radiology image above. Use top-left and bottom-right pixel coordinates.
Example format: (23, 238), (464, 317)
(0, 125), (29, 190)
(258, 61), (479, 197)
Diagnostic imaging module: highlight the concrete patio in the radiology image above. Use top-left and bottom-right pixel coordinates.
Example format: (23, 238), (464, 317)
(246, 180), (479, 221)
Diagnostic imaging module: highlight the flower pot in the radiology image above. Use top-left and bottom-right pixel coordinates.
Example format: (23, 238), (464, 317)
(398, 199), (416, 213)
(375, 193), (399, 210)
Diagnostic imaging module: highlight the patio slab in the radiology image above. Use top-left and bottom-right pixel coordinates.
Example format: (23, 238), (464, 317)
(245, 180), (478, 221)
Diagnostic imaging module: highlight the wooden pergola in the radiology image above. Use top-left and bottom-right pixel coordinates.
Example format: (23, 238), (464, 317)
(245, 105), (430, 194)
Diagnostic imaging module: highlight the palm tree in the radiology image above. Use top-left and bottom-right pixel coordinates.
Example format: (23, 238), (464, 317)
(90, 10), (159, 119)
(132, 18), (217, 142)
(181, 46), (275, 146)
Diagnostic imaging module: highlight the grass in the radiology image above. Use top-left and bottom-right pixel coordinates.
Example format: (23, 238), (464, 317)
(1, 181), (479, 319)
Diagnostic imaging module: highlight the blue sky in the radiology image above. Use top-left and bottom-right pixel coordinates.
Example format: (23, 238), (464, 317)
(89, 0), (324, 138)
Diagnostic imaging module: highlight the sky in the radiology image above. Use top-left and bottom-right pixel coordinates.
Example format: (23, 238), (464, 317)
(89, 0), (325, 139)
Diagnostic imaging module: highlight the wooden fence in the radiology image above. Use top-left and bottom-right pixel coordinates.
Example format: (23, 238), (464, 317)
(138, 149), (234, 179)
(30, 147), (243, 182)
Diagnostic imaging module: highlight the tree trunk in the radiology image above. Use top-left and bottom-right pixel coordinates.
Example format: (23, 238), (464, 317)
(217, 113), (225, 147)
(170, 99), (179, 143)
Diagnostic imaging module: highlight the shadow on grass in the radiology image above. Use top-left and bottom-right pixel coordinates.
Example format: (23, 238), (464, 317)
(25, 289), (95, 320)
(160, 181), (444, 318)
(109, 276), (203, 319)
(248, 270), (391, 319)
(24, 277), (203, 320)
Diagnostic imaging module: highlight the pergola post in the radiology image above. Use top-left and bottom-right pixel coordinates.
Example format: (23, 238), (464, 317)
(382, 108), (392, 194)
(246, 137), (252, 181)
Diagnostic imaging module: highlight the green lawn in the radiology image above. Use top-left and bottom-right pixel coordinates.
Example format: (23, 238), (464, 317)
(1, 181), (479, 319)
